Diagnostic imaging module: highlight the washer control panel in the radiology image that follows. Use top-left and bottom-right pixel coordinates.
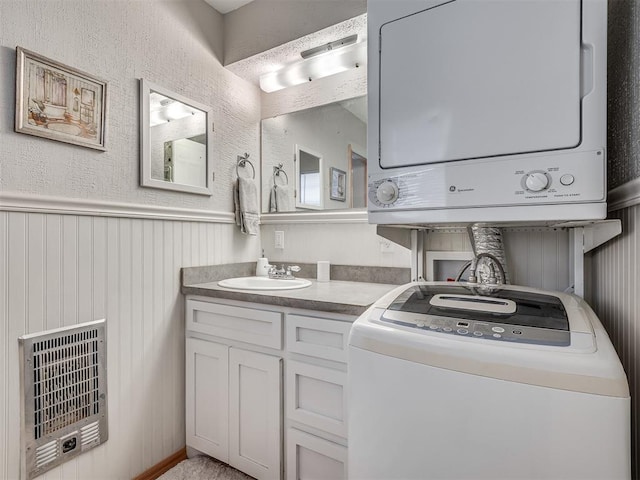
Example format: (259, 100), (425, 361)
(379, 310), (570, 346)
(368, 149), (604, 211)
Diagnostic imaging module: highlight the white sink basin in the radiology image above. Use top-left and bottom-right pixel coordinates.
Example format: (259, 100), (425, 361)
(218, 276), (312, 291)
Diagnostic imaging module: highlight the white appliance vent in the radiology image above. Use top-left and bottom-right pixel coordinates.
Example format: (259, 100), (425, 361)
(19, 319), (108, 480)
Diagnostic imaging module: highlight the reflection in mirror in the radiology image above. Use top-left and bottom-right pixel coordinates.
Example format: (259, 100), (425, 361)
(349, 144), (367, 208)
(261, 95), (367, 213)
(140, 79), (213, 195)
(295, 145), (323, 210)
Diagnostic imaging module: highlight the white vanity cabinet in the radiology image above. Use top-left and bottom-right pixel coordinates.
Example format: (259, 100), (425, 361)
(186, 298), (283, 480)
(185, 295), (356, 480)
(285, 314), (351, 480)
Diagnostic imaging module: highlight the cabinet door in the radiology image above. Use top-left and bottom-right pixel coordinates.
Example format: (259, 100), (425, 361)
(185, 338), (229, 461)
(229, 348), (282, 480)
(286, 428), (347, 480)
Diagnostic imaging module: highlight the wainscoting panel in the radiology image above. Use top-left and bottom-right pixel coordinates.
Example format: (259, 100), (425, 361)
(588, 204), (639, 478)
(0, 211), (259, 480)
(503, 228), (571, 292)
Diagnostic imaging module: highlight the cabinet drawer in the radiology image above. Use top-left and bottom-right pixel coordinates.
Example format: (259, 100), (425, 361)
(286, 314), (351, 363)
(286, 428), (347, 480)
(287, 360), (347, 437)
(187, 299), (282, 349)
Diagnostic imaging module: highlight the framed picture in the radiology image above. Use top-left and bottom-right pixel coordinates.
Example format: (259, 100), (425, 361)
(15, 47), (108, 151)
(330, 167), (347, 201)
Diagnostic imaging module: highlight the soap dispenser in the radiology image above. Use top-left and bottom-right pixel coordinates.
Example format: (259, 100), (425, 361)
(256, 250), (270, 277)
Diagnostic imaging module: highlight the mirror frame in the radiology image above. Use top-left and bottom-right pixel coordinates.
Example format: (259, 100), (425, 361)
(139, 79), (213, 195)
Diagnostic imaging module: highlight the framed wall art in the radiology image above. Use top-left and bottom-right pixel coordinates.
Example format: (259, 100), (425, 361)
(15, 47), (108, 151)
(330, 167), (346, 202)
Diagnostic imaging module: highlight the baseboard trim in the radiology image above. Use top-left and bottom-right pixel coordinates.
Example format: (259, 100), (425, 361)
(132, 448), (187, 480)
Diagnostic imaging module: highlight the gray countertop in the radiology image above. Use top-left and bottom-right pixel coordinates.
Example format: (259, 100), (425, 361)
(182, 279), (398, 316)
(181, 262), (409, 316)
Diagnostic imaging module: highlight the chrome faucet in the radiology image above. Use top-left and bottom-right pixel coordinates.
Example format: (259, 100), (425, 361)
(268, 264), (301, 280)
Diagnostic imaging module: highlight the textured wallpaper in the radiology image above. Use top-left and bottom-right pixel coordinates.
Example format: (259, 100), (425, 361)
(608, 0), (640, 189)
(0, 0), (261, 213)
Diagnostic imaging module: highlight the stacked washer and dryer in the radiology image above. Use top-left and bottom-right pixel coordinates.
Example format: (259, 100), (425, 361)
(348, 0), (631, 478)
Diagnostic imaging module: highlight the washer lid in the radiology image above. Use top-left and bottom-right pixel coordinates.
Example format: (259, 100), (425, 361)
(387, 284), (569, 331)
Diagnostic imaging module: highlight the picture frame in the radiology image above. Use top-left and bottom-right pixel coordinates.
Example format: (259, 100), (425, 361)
(15, 47), (108, 151)
(330, 167), (347, 201)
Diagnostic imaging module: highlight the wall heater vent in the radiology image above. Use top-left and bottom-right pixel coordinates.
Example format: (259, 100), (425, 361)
(19, 319), (108, 480)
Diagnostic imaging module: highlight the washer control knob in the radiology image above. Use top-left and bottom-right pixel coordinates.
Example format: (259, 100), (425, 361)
(376, 180), (399, 205)
(524, 172), (550, 192)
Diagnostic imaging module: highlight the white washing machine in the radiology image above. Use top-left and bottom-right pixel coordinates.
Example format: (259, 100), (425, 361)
(348, 282), (630, 479)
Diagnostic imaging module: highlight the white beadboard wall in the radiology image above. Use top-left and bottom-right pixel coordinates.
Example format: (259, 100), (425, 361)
(0, 211), (260, 480)
(587, 203), (640, 478)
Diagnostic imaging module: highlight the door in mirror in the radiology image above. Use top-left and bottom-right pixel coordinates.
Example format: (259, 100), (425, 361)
(349, 144), (367, 208)
(295, 145), (323, 210)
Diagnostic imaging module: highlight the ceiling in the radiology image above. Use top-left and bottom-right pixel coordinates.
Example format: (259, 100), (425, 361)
(203, 0), (254, 14)
(225, 14), (367, 86)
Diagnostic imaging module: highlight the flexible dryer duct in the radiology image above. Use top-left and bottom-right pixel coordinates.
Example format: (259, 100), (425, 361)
(468, 225), (510, 284)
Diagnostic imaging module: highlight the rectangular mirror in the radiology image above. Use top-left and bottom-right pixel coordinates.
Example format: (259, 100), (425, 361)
(261, 95), (367, 213)
(140, 79), (213, 195)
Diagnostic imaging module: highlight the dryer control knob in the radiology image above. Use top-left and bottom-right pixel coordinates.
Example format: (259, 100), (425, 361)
(524, 172), (550, 192)
(376, 180), (399, 205)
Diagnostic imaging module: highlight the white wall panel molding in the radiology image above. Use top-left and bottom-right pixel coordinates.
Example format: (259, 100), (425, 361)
(608, 177), (640, 212)
(260, 209), (368, 224)
(0, 192), (235, 223)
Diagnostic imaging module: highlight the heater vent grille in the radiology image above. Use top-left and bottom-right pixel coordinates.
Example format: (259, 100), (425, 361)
(20, 320), (108, 480)
(33, 329), (100, 439)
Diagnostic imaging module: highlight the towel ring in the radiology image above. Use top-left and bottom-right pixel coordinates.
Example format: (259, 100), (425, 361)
(236, 153), (255, 179)
(273, 164), (289, 185)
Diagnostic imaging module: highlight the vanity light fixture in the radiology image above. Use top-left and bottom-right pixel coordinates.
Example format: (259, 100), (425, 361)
(300, 34), (359, 59)
(259, 38), (366, 93)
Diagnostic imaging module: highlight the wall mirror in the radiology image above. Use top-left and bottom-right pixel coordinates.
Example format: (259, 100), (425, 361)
(261, 95), (367, 213)
(140, 79), (213, 195)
